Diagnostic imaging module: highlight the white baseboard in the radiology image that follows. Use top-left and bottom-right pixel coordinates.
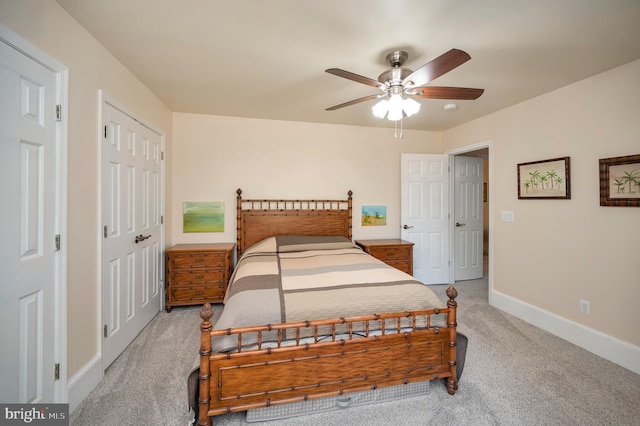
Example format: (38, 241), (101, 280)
(67, 353), (103, 413)
(490, 289), (640, 375)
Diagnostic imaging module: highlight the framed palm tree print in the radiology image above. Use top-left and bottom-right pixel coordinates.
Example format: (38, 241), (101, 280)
(599, 154), (640, 207)
(517, 157), (570, 199)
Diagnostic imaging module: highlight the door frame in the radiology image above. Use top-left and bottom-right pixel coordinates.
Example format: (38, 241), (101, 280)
(97, 91), (166, 370)
(446, 141), (493, 297)
(0, 24), (69, 402)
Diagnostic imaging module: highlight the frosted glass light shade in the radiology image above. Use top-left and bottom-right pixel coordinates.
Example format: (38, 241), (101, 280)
(403, 98), (421, 117)
(371, 99), (388, 118)
(387, 94), (404, 121)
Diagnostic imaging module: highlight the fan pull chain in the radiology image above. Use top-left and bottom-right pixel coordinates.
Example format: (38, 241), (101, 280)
(394, 117), (404, 139)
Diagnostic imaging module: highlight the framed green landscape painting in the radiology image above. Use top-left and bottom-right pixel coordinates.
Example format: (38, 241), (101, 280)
(183, 202), (224, 232)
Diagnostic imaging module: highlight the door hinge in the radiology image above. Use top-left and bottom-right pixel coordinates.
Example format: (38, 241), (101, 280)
(55, 105), (62, 121)
(104, 226), (108, 238)
(160, 215), (164, 225)
(104, 325), (108, 338)
(54, 234), (61, 251)
(161, 151), (164, 161)
(104, 125), (108, 139)
(54, 363), (60, 381)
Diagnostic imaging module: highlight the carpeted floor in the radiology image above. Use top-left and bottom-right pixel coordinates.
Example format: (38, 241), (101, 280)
(70, 277), (640, 426)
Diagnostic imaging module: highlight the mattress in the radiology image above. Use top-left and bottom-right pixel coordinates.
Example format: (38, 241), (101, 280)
(212, 235), (445, 352)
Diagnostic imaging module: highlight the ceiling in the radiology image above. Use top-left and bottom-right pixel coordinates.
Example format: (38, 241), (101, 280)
(55, 0), (640, 132)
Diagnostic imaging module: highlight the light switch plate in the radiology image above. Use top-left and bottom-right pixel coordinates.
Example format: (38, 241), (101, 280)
(501, 211), (515, 222)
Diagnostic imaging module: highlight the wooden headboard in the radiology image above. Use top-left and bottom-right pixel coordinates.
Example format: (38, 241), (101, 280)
(236, 188), (353, 256)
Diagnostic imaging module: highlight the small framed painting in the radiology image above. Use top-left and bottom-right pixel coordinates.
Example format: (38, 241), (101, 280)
(361, 205), (387, 226)
(517, 157), (570, 199)
(599, 154), (640, 207)
(183, 202), (225, 232)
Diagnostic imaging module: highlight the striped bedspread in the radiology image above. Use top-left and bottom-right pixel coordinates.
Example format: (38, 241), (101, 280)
(212, 235), (445, 352)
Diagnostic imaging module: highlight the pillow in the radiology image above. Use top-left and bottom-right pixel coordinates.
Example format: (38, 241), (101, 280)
(241, 235), (358, 259)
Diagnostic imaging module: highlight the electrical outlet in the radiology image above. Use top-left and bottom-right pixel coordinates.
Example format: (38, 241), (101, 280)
(580, 299), (590, 314)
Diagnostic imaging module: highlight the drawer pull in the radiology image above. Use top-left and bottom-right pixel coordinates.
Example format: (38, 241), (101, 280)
(194, 259), (204, 263)
(194, 275), (204, 279)
(194, 291), (203, 295)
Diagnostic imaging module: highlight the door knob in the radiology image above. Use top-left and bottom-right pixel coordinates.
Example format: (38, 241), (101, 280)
(402, 224), (414, 229)
(135, 234), (151, 243)
(455, 222), (465, 227)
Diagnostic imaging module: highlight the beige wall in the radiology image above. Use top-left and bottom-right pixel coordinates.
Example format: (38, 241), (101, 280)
(444, 59), (640, 347)
(171, 113), (442, 244)
(3, 0), (638, 407)
(0, 0), (173, 378)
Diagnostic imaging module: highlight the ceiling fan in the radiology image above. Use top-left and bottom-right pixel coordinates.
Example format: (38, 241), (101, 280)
(325, 49), (484, 120)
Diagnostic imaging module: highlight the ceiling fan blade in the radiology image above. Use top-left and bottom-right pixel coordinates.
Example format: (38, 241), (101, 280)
(402, 49), (472, 88)
(326, 68), (384, 89)
(410, 86), (484, 100)
(326, 94), (383, 111)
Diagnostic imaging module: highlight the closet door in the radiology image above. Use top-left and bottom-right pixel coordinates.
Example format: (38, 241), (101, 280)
(102, 101), (163, 368)
(0, 39), (59, 403)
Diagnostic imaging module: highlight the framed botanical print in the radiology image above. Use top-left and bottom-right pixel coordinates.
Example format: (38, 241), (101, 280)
(518, 157), (570, 199)
(599, 154), (640, 207)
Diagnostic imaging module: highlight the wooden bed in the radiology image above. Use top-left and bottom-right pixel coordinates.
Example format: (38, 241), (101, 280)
(195, 189), (460, 425)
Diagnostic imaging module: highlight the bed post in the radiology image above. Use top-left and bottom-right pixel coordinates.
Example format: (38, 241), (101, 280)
(347, 190), (353, 241)
(236, 188), (243, 257)
(445, 286), (458, 395)
(199, 304), (214, 426)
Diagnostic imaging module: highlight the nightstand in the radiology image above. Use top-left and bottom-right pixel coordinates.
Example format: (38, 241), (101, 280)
(355, 239), (414, 275)
(165, 243), (235, 312)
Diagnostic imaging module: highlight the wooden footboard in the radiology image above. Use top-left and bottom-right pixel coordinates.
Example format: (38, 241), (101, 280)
(197, 286), (459, 426)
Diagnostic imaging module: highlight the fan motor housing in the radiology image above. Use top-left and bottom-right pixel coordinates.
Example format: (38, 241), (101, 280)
(378, 50), (412, 86)
(378, 67), (412, 86)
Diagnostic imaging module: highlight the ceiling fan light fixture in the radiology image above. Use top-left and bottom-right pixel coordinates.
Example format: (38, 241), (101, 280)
(372, 95), (421, 121)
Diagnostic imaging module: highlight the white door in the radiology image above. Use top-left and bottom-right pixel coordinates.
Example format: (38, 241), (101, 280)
(401, 154), (449, 284)
(453, 155), (484, 281)
(0, 40), (60, 402)
(102, 101), (163, 368)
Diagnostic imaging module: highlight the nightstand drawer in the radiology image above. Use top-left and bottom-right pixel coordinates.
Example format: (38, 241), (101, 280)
(170, 285), (225, 303)
(384, 260), (412, 275)
(368, 246), (412, 260)
(170, 252), (226, 268)
(171, 270), (225, 285)
(355, 239), (414, 276)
